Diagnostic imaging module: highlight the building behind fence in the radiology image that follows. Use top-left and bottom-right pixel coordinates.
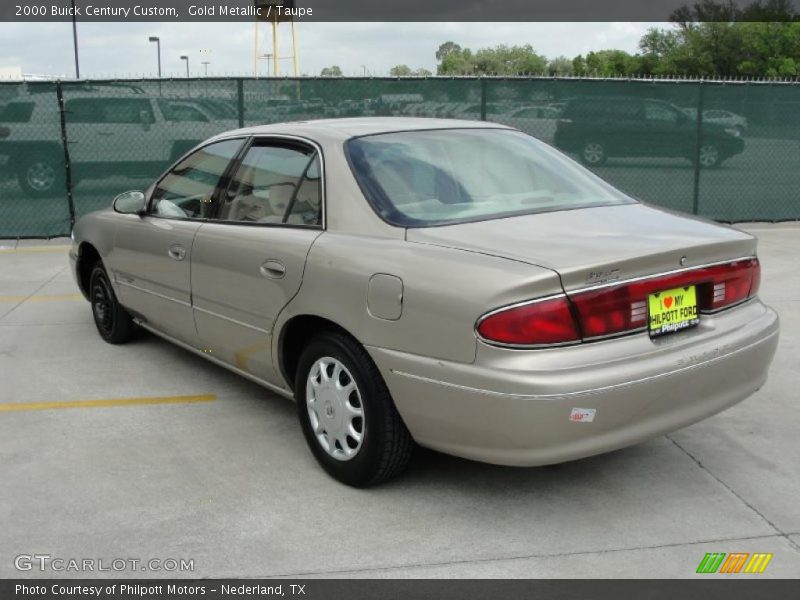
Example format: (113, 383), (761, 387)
(0, 76), (798, 238)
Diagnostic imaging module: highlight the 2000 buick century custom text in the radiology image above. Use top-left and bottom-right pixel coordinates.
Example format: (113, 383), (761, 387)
(69, 118), (779, 486)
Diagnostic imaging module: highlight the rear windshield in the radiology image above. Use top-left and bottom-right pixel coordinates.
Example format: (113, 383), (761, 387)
(345, 128), (634, 227)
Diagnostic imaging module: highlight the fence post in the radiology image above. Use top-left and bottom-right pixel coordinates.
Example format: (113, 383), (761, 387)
(237, 78), (245, 128)
(691, 79), (705, 215)
(55, 80), (76, 230)
(480, 77), (487, 121)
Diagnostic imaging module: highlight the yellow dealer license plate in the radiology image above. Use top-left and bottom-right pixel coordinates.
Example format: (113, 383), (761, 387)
(648, 285), (700, 338)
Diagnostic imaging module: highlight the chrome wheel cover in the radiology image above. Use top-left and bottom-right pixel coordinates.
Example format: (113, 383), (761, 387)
(306, 356), (364, 461)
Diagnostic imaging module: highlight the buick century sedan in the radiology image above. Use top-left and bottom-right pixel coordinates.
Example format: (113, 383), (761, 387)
(69, 118), (779, 486)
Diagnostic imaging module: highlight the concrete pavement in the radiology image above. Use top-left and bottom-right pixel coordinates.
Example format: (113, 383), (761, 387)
(0, 225), (798, 579)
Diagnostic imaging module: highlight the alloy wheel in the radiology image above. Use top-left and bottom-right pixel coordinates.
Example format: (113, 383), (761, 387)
(699, 144), (720, 167)
(583, 142), (605, 164)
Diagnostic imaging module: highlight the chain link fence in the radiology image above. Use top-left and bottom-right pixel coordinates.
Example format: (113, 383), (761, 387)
(1, 76), (798, 238)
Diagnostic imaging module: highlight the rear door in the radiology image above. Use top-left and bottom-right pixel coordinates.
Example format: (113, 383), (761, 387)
(112, 137), (244, 343)
(191, 138), (323, 383)
(642, 100), (690, 158)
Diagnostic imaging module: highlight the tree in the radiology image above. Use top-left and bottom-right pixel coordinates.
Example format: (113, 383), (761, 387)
(584, 50), (638, 77)
(436, 41), (462, 62)
(389, 64), (413, 76)
(438, 43), (547, 75)
(547, 56), (573, 76)
(319, 65), (342, 77)
(413, 68), (433, 77)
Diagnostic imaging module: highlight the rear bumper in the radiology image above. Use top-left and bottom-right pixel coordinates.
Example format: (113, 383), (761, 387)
(368, 299), (779, 466)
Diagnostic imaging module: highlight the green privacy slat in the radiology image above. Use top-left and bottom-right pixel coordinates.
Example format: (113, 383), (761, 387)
(0, 77), (798, 239)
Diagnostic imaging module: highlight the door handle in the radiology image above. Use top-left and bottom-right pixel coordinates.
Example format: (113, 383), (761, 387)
(260, 260), (286, 279)
(168, 245), (186, 261)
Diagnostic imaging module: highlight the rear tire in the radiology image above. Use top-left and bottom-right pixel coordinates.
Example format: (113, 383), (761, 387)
(89, 264), (135, 344)
(295, 331), (414, 487)
(698, 143), (722, 168)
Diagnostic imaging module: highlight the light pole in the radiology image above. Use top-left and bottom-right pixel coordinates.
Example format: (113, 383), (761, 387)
(71, 0), (80, 78)
(201, 61), (210, 77)
(148, 36), (161, 78)
(180, 55), (190, 96)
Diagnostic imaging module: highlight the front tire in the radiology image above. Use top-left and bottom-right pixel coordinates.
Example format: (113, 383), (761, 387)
(295, 331), (414, 487)
(89, 264), (135, 344)
(581, 140), (607, 166)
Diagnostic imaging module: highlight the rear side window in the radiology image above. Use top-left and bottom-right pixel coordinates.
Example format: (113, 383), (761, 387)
(218, 142), (321, 226)
(0, 102), (34, 123)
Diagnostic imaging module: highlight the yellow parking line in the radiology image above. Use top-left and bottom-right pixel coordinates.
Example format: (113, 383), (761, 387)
(0, 394), (217, 413)
(0, 246), (71, 253)
(0, 294), (83, 303)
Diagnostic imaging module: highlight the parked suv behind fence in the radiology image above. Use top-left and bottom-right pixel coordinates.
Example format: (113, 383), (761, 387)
(553, 96), (745, 168)
(0, 91), (238, 197)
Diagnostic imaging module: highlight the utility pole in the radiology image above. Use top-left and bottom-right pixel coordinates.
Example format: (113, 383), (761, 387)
(71, 0), (80, 78)
(202, 61), (210, 77)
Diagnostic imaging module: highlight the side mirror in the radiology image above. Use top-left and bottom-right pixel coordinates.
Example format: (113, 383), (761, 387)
(113, 190), (146, 215)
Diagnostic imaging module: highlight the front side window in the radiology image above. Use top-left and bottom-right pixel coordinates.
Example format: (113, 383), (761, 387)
(67, 98), (154, 124)
(218, 142), (321, 226)
(150, 139), (243, 219)
(644, 101), (680, 123)
(346, 128), (633, 227)
(158, 100), (210, 122)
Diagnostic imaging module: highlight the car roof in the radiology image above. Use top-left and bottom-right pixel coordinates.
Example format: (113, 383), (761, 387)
(214, 117), (512, 143)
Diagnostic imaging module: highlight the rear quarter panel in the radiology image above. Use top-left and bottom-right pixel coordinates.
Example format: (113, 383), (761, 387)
(277, 232), (564, 365)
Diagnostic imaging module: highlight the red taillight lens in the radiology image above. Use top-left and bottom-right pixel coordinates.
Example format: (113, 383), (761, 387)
(478, 258), (761, 347)
(571, 258), (760, 339)
(477, 296), (580, 346)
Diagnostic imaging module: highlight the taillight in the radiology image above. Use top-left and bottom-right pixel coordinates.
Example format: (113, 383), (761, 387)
(476, 295), (580, 346)
(571, 258), (760, 339)
(477, 258), (760, 347)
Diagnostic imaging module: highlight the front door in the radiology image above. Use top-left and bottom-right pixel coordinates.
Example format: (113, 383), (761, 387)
(111, 137), (245, 343)
(191, 139), (323, 384)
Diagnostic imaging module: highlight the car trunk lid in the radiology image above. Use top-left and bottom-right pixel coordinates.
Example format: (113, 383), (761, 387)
(406, 203), (756, 292)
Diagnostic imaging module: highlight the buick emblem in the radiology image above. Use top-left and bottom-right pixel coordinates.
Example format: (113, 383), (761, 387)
(680, 256), (688, 266)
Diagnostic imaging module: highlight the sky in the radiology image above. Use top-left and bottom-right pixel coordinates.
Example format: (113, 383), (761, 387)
(0, 22), (667, 79)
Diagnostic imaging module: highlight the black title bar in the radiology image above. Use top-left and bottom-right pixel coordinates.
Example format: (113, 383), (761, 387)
(3, 0), (800, 22)
(3, 580), (800, 600)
